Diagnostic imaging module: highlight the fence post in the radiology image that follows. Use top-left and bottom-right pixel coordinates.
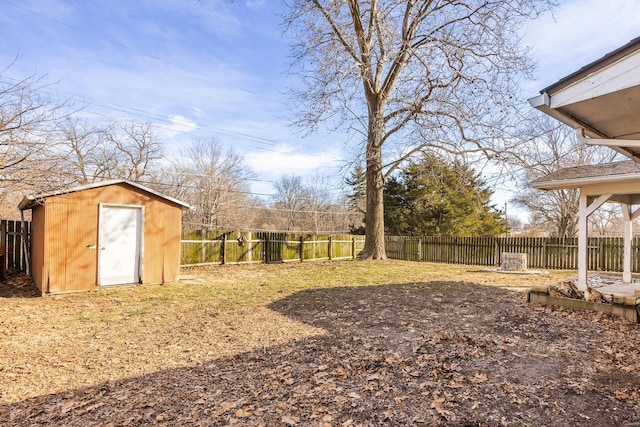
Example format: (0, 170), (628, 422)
(402, 237), (406, 260)
(14, 221), (22, 271)
(247, 231), (253, 263)
(418, 238), (422, 262)
(200, 229), (205, 264)
(7, 220), (14, 270)
(0, 220), (5, 271)
(221, 233), (226, 265)
(328, 235), (333, 261)
(265, 234), (270, 263)
(299, 236), (304, 262)
(352, 237), (356, 260)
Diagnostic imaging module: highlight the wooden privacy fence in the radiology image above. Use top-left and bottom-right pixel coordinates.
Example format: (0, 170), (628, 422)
(8, 212), (640, 273)
(384, 235), (640, 272)
(181, 229), (366, 266)
(0, 219), (30, 273)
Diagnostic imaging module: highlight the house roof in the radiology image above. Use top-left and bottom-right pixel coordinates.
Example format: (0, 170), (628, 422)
(530, 160), (640, 190)
(18, 179), (190, 210)
(529, 37), (640, 160)
(540, 37), (640, 94)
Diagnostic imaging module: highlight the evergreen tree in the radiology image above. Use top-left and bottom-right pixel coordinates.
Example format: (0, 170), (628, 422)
(345, 165), (366, 234)
(384, 154), (504, 236)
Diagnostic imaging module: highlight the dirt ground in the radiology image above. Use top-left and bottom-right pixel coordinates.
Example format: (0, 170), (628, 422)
(1, 263), (640, 426)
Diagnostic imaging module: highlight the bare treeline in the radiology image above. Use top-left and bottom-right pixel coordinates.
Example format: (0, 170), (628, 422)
(0, 71), (362, 233)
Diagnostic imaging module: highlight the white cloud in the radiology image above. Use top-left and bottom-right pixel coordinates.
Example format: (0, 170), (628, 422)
(165, 114), (198, 134)
(245, 143), (342, 176)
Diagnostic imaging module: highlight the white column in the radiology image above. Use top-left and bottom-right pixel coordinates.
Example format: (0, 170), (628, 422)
(578, 193), (588, 290)
(577, 193), (611, 290)
(621, 203), (632, 283)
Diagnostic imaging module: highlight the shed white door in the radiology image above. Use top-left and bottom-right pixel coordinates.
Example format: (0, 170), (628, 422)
(99, 205), (142, 286)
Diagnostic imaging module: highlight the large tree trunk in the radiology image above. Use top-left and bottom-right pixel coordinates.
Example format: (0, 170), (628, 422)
(361, 110), (387, 260)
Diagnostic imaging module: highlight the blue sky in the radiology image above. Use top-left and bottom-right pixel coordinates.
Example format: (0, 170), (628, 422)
(0, 0), (639, 213)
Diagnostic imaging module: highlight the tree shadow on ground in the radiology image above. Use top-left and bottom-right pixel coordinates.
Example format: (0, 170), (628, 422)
(0, 272), (40, 298)
(1, 281), (640, 426)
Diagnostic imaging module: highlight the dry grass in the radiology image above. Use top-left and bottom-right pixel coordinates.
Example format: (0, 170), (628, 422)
(1, 261), (573, 405)
(3, 261), (640, 425)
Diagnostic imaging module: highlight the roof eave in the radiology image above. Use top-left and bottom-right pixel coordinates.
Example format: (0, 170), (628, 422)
(531, 173), (640, 191)
(18, 179), (190, 211)
(540, 36), (640, 95)
(18, 197), (38, 211)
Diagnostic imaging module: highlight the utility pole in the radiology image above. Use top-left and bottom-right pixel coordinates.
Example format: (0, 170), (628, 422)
(504, 202), (509, 237)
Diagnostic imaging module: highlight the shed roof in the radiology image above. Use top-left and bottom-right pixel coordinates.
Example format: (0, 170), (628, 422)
(18, 179), (190, 210)
(529, 36), (640, 160)
(530, 160), (640, 190)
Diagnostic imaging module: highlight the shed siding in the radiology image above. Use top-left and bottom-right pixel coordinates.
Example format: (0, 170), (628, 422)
(39, 183), (183, 293)
(47, 198), (69, 292)
(163, 205), (182, 282)
(30, 206), (45, 293)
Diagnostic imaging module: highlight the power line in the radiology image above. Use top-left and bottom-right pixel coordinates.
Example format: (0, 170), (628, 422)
(0, 74), (282, 151)
(135, 177), (349, 201)
(0, 0), (293, 151)
(0, 0), (260, 95)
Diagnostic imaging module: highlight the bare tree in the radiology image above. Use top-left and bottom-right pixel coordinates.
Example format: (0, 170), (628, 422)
(103, 121), (163, 181)
(304, 174), (334, 233)
(49, 118), (164, 188)
(55, 117), (107, 185)
(172, 138), (251, 229)
(511, 114), (620, 237)
(284, 0), (557, 258)
(273, 175), (310, 231)
(588, 204), (622, 237)
(0, 67), (66, 206)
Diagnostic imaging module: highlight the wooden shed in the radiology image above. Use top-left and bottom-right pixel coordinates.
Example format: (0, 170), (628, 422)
(18, 180), (189, 294)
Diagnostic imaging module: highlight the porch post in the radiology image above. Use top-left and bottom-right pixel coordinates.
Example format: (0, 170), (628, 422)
(577, 193), (611, 290)
(621, 203), (632, 283)
(578, 193), (588, 290)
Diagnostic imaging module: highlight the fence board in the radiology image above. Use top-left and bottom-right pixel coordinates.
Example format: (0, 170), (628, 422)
(0, 220), (30, 272)
(385, 235), (640, 273)
(11, 216), (640, 274)
(180, 228), (365, 266)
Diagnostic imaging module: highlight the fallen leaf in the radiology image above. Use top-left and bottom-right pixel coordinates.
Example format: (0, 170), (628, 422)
(281, 415), (300, 426)
(60, 400), (75, 414)
(394, 395), (408, 404)
(235, 407), (254, 418)
(615, 390), (629, 401)
(432, 397), (454, 420)
(473, 372), (488, 383)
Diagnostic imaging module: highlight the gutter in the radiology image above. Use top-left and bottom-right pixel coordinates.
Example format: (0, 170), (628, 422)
(530, 172), (640, 191)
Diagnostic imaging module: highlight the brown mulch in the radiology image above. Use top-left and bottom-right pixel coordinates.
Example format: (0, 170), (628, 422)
(1, 274), (640, 425)
(0, 271), (41, 298)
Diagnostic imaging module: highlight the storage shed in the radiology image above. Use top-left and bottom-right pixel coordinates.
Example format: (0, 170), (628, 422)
(18, 180), (189, 294)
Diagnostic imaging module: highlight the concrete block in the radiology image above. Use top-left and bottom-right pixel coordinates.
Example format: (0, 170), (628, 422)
(501, 252), (528, 271)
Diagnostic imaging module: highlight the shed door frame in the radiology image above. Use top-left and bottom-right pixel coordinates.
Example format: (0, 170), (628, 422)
(98, 203), (145, 286)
